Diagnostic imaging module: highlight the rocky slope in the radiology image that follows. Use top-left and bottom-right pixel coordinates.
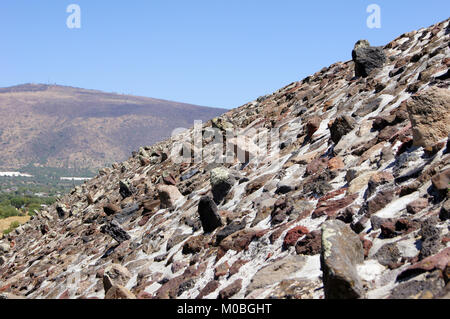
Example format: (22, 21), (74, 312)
(0, 19), (449, 299)
(0, 84), (225, 170)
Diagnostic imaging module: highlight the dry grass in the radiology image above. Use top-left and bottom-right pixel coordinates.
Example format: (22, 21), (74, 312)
(0, 215), (30, 238)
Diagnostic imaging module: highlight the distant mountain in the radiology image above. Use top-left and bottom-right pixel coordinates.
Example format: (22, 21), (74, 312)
(0, 84), (226, 170)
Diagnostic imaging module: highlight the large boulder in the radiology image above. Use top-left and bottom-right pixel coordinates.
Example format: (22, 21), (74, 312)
(407, 87), (450, 148)
(198, 196), (223, 233)
(352, 40), (386, 77)
(210, 167), (235, 204)
(320, 220), (365, 299)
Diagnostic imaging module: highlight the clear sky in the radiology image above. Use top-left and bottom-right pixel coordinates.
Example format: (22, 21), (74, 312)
(0, 1), (448, 109)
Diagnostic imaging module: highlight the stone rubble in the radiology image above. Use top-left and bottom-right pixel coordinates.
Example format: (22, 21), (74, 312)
(0, 19), (449, 299)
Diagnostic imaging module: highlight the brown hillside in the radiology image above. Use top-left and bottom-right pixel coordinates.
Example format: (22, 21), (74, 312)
(0, 84), (226, 170)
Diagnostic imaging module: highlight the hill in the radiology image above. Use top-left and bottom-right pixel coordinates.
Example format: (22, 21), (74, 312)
(0, 84), (226, 170)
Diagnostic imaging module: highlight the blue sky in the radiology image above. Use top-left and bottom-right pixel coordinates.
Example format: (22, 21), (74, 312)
(0, 1), (448, 109)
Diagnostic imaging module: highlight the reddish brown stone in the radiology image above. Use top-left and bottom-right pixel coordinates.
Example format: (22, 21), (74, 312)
(305, 158), (329, 176)
(398, 247), (450, 281)
(163, 173), (177, 186)
(318, 188), (347, 202)
(312, 194), (358, 219)
(220, 229), (268, 254)
(229, 259), (249, 277)
(218, 279), (242, 299)
(269, 221), (295, 244)
(59, 290), (70, 299)
(306, 116), (322, 139)
(182, 235), (207, 255)
(406, 198), (429, 214)
(380, 221), (397, 239)
(103, 204), (121, 216)
(395, 218), (419, 234)
(366, 190), (394, 216)
(142, 199), (160, 213)
(360, 236), (373, 258)
(138, 213), (153, 227)
(283, 226), (309, 250)
(214, 262), (230, 279)
(295, 230), (322, 256)
(137, 291), (153, 299)
(196, 280), (220, 299)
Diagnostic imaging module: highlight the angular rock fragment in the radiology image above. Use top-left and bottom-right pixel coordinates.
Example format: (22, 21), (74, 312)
(432, 169), (450, 191)
(157, 185), (183, 209)
(103, 264), (132, 293)
(198, 196), (223, 233)
(215, 220), (246, 244)
(56, 204), (70, 219)
(246, 255), (306, 295)
(407, 87), (450, 148)
(329, 115), (356, 144)
(352, 40), (386, 77)
(210, 167), (235, 204)
(103, 203), (121, 216)
(320, 220), (365, 299)
(218, 279), (242, 299)
(105, 285), (136, 299)
(119, 180), (134, 199)
(100, 221), (131, 244)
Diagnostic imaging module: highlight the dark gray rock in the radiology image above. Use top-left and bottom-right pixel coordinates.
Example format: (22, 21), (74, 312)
(389, 273), (445, 299)
(275, 184), (294, 195)
(181, 169), (200, 181)
(440, 200), (450, 221)
(216, 220), (246, 244)
(198, 196), (223, 233)
(419, 217), (441, 260)
(114, 203), (140, 224)
(56, 204), (70, 219)
(374, 243), (401, 267)
(352, 41), (386, 77)
(119, 180), (134, 199)
(210, 167), (235, 204)
(101, 221), (131, 244)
